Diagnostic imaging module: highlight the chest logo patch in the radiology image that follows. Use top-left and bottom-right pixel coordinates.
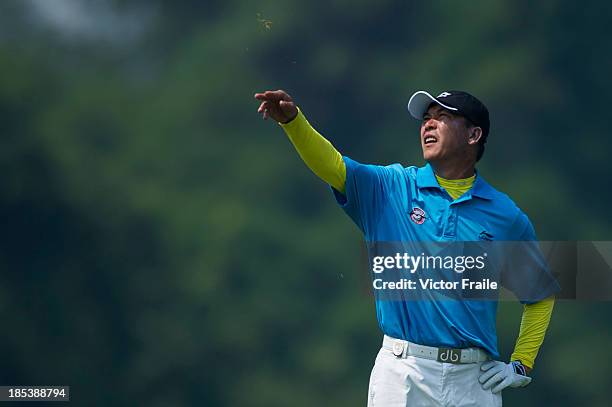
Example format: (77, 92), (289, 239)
(479, 230), (494, 241)
(409, 207), (427, 225)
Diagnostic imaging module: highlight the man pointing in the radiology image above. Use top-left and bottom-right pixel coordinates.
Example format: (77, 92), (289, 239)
(254, 89), (558, 406)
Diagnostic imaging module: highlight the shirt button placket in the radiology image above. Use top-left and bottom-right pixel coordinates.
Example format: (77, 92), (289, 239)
(443, 207), (457, 239)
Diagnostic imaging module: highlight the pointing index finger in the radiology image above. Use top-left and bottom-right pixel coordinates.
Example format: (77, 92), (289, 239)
(254, 90), (293, 103)
(254, 91), (281, 101)
(264, 90), (282, 100)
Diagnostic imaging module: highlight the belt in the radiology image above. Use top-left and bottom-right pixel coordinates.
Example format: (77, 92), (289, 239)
(382, 335), (490, 364)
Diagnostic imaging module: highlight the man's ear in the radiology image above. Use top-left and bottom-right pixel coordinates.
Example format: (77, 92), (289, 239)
(467, 127), (482, 145)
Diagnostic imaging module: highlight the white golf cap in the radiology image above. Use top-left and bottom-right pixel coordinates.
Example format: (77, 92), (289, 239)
(407, 90), (458, 120)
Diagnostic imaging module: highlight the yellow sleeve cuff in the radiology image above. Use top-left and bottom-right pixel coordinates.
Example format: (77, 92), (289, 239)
(279, 108), (307, 132)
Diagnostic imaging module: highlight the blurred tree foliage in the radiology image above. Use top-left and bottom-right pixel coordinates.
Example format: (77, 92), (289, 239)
(0, 1), (611, 406)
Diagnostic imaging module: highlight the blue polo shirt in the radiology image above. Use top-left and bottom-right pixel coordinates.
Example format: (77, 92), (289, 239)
(333, 157), (559, 357)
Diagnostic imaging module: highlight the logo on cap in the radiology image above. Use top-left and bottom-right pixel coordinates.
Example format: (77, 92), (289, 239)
(437, 92), (451, 98)
(410, 207), (427, 225)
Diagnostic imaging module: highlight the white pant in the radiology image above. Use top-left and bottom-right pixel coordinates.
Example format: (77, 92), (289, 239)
(367, 343), (502, 406)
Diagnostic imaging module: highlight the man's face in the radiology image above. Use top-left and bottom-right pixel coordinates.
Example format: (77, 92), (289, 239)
(420, 104), (472, 163)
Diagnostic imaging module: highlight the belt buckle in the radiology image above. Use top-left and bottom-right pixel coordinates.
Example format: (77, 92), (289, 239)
(437, 347), (462, 364)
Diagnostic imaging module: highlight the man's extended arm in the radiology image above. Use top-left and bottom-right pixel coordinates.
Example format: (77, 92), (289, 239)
(255, 90), (346, 192)
(279, 108), (346, 193)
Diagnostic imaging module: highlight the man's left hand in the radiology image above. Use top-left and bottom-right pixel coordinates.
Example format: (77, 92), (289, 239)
(479, 360), (532, 393)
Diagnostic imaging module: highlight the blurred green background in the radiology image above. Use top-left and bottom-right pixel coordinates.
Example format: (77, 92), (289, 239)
(1, 1), (611, 406)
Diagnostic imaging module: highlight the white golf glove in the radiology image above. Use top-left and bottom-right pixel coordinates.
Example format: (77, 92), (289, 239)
(479, 360), (532, 393)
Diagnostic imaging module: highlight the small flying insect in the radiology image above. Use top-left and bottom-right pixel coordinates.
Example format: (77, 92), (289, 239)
(256, 13), (272, 30)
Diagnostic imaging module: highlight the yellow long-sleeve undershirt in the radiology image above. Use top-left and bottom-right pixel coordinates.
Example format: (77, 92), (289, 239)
(278, 107), (554, 370)
(436, 174), (475, 200)
(511, 296), (555, 369)
(279, 108), (346, 193)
